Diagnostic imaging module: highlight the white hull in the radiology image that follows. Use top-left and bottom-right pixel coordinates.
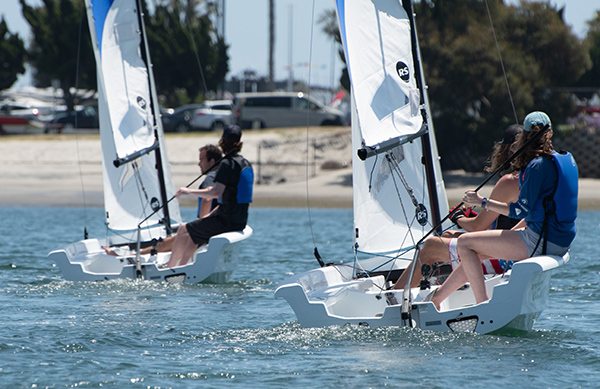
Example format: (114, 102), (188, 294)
(275, 253), (568, 334)
(49, 226), (252, 283)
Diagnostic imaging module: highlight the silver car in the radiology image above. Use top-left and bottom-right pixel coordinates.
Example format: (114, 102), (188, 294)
(233, 92), (346, 129)
(188, 100), (234, 131)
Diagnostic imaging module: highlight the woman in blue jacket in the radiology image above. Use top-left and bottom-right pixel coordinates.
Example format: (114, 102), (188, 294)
(431, 111), (578, 310)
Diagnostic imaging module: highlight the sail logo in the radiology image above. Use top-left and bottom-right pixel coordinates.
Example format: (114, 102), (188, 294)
(150, 197), (161, 212)
(137, 96), (147, 110)
(396, 62), (410, 82)
(415, 204), (428, 226)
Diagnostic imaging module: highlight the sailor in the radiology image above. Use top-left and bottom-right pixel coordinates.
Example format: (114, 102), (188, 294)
(431, 111), (578, 310)
(102, 144), (222, 257)
(393, 124), (524, 290)
(165, 124), (254, 268)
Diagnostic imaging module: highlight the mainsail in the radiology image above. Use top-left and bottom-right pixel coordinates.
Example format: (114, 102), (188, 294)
(85, 0), (182, 232)
(336, 0), (448, 254)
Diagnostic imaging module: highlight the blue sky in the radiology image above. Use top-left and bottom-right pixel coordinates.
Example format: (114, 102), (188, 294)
(1, 0), (599, 90)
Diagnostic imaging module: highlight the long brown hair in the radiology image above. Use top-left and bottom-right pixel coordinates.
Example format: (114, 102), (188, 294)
(219, 138), (243, 155)
(485, 124), (523, 175)
(510, 125), (553, 171)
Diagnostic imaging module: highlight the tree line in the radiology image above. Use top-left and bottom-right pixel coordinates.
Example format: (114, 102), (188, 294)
(2, 0), (226, 110)
(319, 0), (600, 170)
(2, 1), (600, 169)
(415, 0), (600, 169)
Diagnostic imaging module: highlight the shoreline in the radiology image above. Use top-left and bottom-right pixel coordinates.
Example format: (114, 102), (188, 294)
(2, 131), (599, 210)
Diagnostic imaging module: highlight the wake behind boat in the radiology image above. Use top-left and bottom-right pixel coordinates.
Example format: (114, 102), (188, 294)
(274, 0), (569, 334)
(47, 0), (251, 283)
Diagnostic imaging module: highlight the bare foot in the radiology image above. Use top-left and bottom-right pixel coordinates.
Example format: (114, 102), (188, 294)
(102, 246), (118, 256)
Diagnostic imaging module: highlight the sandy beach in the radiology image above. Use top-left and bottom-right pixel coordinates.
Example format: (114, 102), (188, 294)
(1, 128), (599, 210)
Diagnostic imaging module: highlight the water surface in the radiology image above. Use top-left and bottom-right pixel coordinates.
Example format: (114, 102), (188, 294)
(0, 207), (598, 387)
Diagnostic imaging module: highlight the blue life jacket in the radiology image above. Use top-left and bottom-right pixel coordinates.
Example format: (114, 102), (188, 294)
(535, 150), (578, 255)
(550, 150), (578, 223)
(233, 155), (254, 204)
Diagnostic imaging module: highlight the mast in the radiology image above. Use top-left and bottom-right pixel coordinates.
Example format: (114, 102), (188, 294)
(402, 0), (443, 233)
(135, 0), (173, 234)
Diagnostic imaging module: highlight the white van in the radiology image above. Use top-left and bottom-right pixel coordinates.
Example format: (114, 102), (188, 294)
(233, 92), (346, 129)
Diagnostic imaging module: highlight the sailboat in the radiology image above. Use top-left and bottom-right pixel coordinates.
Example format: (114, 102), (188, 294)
(274, 0), (568, 333)
(47, 0), (252, 283)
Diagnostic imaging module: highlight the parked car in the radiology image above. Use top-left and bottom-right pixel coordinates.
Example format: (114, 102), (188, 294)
(189, 100), (234, 131)
(161, 104), (202, 133)
(162, 101), (233, 132)
(0, 99), (62, 121)
(233, 92), (346, 129)
(44, 104), (99, 133)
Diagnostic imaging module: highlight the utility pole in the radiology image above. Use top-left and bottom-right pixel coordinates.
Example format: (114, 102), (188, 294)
(268, 0), (275, 91)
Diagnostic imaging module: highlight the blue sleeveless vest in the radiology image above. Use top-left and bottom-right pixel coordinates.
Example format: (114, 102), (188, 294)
(233, 155), (254, 204)
(551, 151), (578, 222)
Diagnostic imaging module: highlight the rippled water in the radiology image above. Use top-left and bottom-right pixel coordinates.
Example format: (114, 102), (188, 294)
(0, 207), (599, 387)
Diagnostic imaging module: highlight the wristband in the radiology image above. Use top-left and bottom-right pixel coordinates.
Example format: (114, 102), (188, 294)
(481, 197), (488, 210)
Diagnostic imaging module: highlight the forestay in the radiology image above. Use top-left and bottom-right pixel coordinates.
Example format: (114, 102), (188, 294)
(337, 0), (448, 254)
(86, 0), (181, 232)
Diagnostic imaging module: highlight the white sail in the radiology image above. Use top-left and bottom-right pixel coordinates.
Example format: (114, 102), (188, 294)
(338, 0), (448, 254)
(337, 0), (423, 148)
(47, 0), (251, 284)
(86, 0), (181, 231)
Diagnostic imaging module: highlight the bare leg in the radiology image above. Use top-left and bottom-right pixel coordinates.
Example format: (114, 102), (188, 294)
(102, 235), (176, 257)
(177, 238), (199, 267)
(393, 236), (453, 289)
(140, 235), (175, 255)
(165, 224), (197, 268)
(431, 229), (527, 310)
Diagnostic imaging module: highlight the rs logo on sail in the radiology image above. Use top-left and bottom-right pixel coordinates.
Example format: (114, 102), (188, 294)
(396, 61), (410, 82)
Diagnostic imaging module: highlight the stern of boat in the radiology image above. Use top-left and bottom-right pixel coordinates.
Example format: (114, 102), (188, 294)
(410, 253), (569, 333)
(145, 225), (253, 283)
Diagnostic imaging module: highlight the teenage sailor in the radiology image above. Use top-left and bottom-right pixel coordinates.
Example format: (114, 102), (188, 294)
(165, 125), (254, 269)
(431, 111), (578, 310)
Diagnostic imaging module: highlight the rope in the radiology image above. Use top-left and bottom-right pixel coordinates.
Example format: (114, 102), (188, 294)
(305, 0), (319, 251)
(75, 4), (88, 239)
(188, 22), (209, 96)
(484, 0), (518, 124)
(131, 161), (155, 230)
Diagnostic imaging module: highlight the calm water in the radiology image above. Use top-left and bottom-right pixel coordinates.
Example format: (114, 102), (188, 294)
(0, 206), (598, 388)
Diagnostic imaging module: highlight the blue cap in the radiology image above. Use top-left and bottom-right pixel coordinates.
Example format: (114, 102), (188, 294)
(523, 111), (551, 132)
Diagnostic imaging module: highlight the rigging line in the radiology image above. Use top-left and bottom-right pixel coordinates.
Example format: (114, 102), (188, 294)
(131, 161), (153, 229)
(367, 151), (378, 192)
(379, 153), (432, 287)
(484, 0), (518, 124)
(304, 0), (318, 249)
(187, 21), (209, 96)
(74, 4), (88, 238)
(380, 156), (418, 281)
(387, 153), (418, 207)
